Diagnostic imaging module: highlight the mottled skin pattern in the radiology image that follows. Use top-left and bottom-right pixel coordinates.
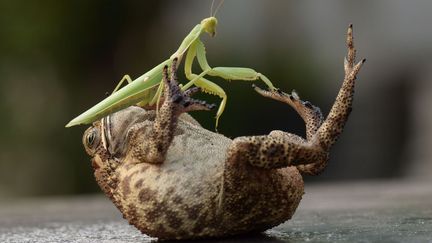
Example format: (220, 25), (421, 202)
(82, 26), (365, 240)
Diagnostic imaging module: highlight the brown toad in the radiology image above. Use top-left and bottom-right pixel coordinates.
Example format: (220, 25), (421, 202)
(82, 25), (364, 240)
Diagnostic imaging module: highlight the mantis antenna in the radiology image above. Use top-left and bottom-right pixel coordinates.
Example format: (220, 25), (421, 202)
(210, 0), (215, 17)
(211, 0), (225, 17)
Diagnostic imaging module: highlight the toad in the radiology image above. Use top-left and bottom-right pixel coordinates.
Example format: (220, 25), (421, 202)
(82, 25), (364, 240)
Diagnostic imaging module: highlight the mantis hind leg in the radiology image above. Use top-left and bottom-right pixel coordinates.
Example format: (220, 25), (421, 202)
(111, 74), (164, 112)
(112, 75), (133, 94)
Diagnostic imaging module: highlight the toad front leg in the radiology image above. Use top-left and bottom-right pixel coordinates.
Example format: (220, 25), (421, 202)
(227, 24), (365, 173)
(126, 58), (215, 164)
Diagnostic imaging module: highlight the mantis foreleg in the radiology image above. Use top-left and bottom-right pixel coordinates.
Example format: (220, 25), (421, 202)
(187, 73), (227, 129)
(183, 39), (277, 128)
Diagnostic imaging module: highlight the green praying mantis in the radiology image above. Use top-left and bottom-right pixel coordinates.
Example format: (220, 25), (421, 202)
(66, 3), (277, 129)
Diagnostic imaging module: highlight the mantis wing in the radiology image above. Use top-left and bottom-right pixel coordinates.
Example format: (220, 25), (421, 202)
(66, 59), (171, 127)
(66, 21), (209, 127)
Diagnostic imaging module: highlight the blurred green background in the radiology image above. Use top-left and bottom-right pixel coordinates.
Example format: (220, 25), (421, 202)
(1, 0), (432, 198)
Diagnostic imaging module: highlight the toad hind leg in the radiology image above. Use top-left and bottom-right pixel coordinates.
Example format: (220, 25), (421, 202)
(227, 134), (328, 169)
(126, 58), (215, 164)
(227, 24), (365, 173)
(253, 86), (328, 174)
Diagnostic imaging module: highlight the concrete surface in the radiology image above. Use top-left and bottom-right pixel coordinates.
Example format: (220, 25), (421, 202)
(0, 180), (431, 242)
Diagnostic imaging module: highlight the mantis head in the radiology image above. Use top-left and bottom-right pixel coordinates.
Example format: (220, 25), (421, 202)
(201, 17), (218, 37)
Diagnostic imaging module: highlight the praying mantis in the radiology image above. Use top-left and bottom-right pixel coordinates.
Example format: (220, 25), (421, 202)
(66, 2), (277, 129)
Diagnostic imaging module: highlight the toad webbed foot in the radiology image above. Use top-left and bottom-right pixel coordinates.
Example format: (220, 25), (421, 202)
(252, 85), (324, 141)
(126, 58), (215, 164)
(227, 88), (328, 171)
(163, 59), (216, 115)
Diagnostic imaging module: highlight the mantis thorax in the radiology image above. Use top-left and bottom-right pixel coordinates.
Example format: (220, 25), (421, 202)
(201, 17), (218, 37)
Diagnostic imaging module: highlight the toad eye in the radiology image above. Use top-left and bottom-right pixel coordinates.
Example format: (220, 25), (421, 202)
(87, 130), (96, 146)
(83, 127), (100, 154)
